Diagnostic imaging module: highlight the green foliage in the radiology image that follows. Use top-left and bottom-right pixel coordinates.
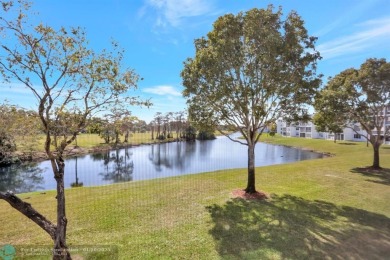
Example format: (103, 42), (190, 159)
(0, 104), (17, 165)
(312, 112), (344, 143)
(314, 58), (390, 167)
(268, 122), (277, 137)
(181, 5), (321, 192)
(197, 130), (216, 140)
(182, 6), (321, 141)
(0, 103), (41, 164)
(184, 125), (197, 141)
(157, 134), (166, 140)
(86, 117), (105, 134)
(0, 132), (17, 165)
(98, 123), (116, 144)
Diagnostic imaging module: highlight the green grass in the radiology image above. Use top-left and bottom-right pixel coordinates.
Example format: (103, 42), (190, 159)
(1, 135), (390, 259)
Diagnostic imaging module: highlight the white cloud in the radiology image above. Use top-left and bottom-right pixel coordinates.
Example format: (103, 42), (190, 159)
(143, 85), (182, 96)
(317, 17), (390, 60)
(143, 0), (216, 28)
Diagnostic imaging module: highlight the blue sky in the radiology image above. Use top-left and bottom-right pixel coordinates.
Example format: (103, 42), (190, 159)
(1, 0), (390, 122)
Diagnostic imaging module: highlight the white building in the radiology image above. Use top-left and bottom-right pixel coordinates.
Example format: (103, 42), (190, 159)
(277, 120), (322, 139)
(277, 110), (390, 144)
(321, 126), (367, 142)
(277, 119), (370, 143)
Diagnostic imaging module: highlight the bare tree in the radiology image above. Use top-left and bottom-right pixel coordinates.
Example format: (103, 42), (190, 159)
(0, 1), (148, 258)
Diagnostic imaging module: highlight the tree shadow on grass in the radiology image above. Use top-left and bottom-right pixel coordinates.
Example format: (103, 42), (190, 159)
(351, 167), (390, 185)
(206, 194), (390, 259)
(338, 142), (357, 145)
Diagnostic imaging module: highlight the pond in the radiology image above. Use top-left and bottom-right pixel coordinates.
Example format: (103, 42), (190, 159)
(0, 134), (325, 193)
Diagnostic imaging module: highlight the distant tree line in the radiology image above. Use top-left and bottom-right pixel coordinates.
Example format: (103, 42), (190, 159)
(0, 103), (41, 165)
(0, 102), (220, 165)
(149, 111), (216, 141)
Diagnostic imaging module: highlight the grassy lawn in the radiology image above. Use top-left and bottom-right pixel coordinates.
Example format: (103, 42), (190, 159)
(1, 135), (390, 259)
(72, 132), (158, 148)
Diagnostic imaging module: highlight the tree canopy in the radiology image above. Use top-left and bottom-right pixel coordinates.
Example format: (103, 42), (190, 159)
(314, 58), (390, 169)
(312, 104), (344, 143)
(181, 6), (321, 193)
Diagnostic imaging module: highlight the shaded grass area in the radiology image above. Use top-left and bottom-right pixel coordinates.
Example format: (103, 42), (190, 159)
(207, 195), (390, 259)
(1, 135), (390, 259)
(351, 167), (390, 185)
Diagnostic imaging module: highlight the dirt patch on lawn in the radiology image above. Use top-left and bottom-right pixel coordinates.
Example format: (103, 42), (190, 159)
(232, 189), (269, 200)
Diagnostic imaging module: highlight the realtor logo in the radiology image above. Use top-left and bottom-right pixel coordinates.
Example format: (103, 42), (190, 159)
(0, 245), (15, 260)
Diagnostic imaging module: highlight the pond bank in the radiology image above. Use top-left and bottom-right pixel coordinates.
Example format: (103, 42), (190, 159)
(9, 138), (188, 165)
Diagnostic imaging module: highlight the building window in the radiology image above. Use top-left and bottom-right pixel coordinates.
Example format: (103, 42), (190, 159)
(354, 134), (361, 139)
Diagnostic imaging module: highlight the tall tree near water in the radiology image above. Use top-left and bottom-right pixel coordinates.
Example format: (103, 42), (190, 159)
(314, 58), (390, 169)
(181, 6), (321, 193)
(0, 1), (147, 258)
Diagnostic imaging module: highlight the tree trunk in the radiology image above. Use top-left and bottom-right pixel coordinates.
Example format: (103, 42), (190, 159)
(372, 142), (381, 169)
(245, 144), (256, 194)
(115, 131), (120, 144)
(53, 160), (71, 260)
(124, 131), (129, 143)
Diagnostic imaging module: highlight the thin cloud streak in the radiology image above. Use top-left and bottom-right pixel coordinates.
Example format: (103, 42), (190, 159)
(314, 0), (380, 37)
(143, 85), (182, 96)
(317, 17), (390, 60)
(143, 0), (216, 28)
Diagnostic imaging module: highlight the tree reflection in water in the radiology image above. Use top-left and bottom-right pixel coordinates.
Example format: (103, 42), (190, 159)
(0, 136), (325, 192)
(0, 163), (44, 193)
(97, 148), (134, 183)
(149, 142), (197, 172)
(70, 157), (83, 187)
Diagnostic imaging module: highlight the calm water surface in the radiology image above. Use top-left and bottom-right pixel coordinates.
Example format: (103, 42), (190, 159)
(0, 134), (324, 193)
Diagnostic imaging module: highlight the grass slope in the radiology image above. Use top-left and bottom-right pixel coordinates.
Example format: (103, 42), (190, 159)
(1, 136), (390, 259)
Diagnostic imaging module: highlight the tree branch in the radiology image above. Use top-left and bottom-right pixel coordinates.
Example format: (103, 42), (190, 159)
(0, 191), (57, 240)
